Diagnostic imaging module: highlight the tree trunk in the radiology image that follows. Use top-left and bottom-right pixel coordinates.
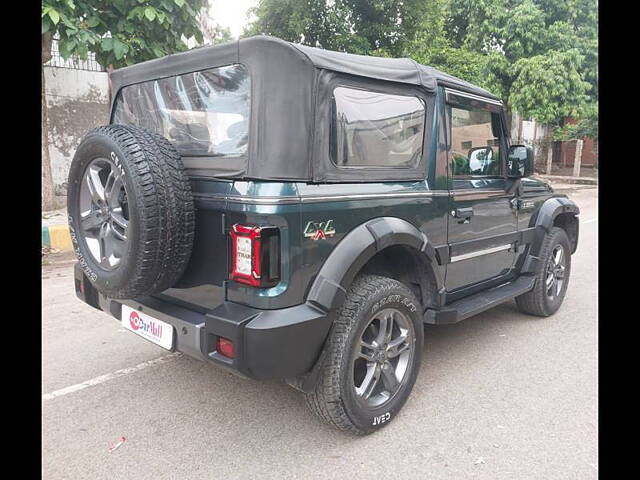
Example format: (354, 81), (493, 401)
(546, 141), (554, 175)
(42, 68), (54, 211)
(107, 64), (114, 105)
(504, 103), (513, 136)
(517, 115), (523, 144)
(42, 33), (54, 211)
(573, 139), (583, 177)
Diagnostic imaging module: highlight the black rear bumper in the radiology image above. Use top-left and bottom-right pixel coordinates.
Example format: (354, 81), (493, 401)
(74, 263), (331, 381)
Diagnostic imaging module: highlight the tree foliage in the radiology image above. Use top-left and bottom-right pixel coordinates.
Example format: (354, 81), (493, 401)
(405, 0), (488, 86)
(245, 0), (427, 56)
(445, 0), (597, 126)
(553, 102), (598, 141)
(509, 49), (591, 125)
(41, 0), (206, 68)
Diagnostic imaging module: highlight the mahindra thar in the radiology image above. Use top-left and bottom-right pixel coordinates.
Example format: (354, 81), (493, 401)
(68, 35), (579, 434)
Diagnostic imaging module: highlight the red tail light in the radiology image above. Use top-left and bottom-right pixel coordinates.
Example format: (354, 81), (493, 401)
(216, 337), (235, 358)
(229, 224), (280, 288)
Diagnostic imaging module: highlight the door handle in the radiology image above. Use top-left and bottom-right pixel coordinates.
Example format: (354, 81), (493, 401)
(452, 207), (474, 223)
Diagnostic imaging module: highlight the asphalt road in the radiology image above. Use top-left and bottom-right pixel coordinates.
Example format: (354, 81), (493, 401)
(42, 188), (598, 480)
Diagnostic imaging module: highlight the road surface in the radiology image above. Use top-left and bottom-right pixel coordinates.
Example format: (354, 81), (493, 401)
(42, 188), (598, 480)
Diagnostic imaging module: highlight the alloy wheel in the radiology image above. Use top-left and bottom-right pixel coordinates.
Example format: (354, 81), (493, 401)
(545, 244), (566, 299)
(352, 308), (414, 409)
(78, 157), (130, 270)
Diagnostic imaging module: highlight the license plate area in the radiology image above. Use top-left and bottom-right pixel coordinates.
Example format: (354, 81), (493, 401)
(121, 305), (175, 350)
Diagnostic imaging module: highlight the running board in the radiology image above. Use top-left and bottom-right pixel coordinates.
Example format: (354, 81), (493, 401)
(424, 275), (536, 325)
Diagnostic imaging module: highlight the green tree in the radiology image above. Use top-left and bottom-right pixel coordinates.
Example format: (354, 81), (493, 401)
(553, 102), (598, 141)
(445, 0), (597, 128)
(405, 0), (488, 86)
(42, 0), (206, 69)
(41, 0), (207, 209)
(245, 0), (427, 55)
(509, 49), (591, 127)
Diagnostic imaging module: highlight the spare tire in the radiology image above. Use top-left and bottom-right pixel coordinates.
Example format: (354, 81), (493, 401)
(67, 124), (195, 299)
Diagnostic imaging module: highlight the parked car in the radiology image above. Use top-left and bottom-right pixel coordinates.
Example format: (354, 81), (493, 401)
(68, 35), (579, 435)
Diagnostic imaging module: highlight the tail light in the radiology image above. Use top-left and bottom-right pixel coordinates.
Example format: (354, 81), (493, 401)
(229, 224), (280, 288)
(216, 337), (235, 358)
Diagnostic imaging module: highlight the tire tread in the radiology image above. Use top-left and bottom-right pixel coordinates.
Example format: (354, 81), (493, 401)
(305, 274), (419, 435)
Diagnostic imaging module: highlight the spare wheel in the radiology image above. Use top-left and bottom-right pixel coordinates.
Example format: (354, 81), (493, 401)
(67, 124), (195, 299)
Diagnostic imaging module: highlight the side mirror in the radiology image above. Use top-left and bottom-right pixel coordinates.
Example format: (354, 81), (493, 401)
(468, 146), (493, 174)
(507, 145), (534, 178)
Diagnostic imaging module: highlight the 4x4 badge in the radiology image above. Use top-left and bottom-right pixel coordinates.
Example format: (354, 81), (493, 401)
(304, 220), (336, 240)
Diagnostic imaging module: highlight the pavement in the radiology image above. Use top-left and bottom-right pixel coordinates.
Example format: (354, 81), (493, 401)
(42, 188), (597, 480)
(534, 174), (597, 186)
(42, 208), (72, 252)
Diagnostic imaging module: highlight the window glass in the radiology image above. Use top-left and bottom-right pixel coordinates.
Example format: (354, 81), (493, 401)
(332, 87), (425, 168)
(112, 64), (250, 157)
(449, 106), (503, 176)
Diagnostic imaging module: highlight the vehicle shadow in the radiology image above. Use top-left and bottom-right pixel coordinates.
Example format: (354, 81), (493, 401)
(137, 299), (543, 446)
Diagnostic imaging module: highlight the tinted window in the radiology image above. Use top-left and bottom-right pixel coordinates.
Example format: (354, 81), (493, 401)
(112, 64), (250, 157)
(332, 87), (425, 168)
(449, 106), (503, 176)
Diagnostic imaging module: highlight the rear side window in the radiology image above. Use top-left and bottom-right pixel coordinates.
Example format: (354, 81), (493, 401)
(112, 64), (250, 157)
(331, 87), (426, 168)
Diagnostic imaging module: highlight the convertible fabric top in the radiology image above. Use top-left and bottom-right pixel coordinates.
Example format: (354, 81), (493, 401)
(292, 43), (498, 99)
(109, 35), (500, 182)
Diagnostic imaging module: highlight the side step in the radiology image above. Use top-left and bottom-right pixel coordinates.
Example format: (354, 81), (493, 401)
(424, 275), (536, 325)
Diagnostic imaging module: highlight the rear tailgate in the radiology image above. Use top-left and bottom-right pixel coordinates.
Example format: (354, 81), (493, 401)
(155, 178), (232, 312)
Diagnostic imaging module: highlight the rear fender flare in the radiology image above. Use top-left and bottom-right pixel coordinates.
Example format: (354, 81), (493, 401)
(293, 217), (443, 393)
(306, 217), (444, 313)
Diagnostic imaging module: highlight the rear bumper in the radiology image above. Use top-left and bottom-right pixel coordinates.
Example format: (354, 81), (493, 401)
(74, 263), (331, 381)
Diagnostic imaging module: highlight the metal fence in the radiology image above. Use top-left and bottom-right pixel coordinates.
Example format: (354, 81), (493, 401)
(46, 37), (105, 72)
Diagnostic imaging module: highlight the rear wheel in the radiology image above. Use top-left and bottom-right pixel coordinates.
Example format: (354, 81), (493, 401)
(305, 274), (423, 435)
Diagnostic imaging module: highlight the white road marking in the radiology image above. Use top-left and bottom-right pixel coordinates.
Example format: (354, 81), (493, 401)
(582, 218), (598, 224)
(42, 352), (182, 402)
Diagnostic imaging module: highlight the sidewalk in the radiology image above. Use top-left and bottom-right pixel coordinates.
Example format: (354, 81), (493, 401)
(547, 183), (597, 194)
(532, 173), (598, 194)
(534, 174), (598, 186)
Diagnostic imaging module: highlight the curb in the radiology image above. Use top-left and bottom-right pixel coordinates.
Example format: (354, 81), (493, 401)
(534, 175), (598, 186)
(42, 224), (73, 252)
(551, 185), (598, 194)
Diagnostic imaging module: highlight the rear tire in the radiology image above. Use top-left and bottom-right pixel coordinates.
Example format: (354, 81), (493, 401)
(516, 227), (572, 317)
(305, 274), (423, 435)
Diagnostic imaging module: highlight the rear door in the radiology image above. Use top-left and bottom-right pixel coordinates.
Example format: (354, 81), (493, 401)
(443, 90), (518, 293)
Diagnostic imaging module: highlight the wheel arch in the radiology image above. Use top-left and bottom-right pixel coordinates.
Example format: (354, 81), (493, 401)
(521, 196), (580, 274)
(305, 217), (445, 314)
(293, 217), (442, 394)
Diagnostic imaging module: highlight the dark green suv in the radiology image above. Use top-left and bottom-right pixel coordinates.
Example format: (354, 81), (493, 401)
(68, 36), (579, 435)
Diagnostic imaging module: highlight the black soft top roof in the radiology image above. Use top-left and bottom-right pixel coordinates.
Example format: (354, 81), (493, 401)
(109, 36), (500, 182)
(111, 35), (498, 101)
